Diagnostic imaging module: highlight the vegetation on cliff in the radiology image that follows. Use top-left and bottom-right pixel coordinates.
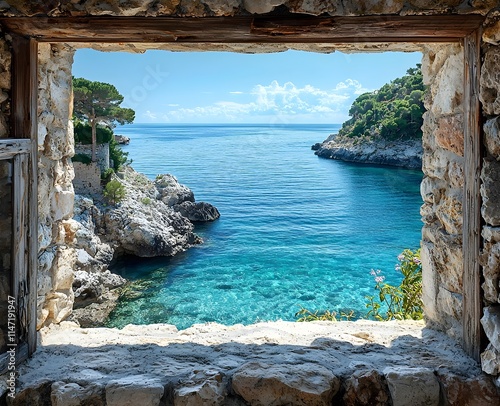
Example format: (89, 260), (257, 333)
(339, 64), (425, 140)
(72, 77), (135, 167)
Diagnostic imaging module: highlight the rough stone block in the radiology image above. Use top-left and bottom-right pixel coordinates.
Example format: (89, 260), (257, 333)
(481, 344), (500, 375)
(437, 373), (500, 405)
(243, 0), (285, 14)
(105, 376), (165, 406)
(51, 382), (105, 406)
(436, 287), (463, 338)
(481, 306), (500, 353)
(202, 0), (241, 16)
(434, 115), (464, 156)
(483, 20), (500, 45)
(6, 381), (52, 406)
(429, 51), (464, 116)
(481, 159), (500, 226)
(383, 367), (440, 406)
(232, 361), (339, 406)
(483, 226), (500, 243)
(435, 193), (462, 236)
(288, 0), (342, 15)
(481, 47), (500, 116)
(343, 370), (390, 406)
(484, 116), (500, 159)
(174, 370), (227, 405)
(343, 0), (403, 15)
(480, 241), (500, 304)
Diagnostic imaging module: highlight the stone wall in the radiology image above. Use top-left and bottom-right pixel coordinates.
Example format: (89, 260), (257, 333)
(1, 0), (500, 381)
(0, 0), (496, 17)
(420, 44), (465, 340)
(74, 143), (110, 173)
(36, 43), (78, 328)
(72, 162), (102, 196)
(479, 28), (500, 379)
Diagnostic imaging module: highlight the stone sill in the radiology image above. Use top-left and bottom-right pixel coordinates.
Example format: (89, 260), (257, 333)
(2, 320), (499, 405)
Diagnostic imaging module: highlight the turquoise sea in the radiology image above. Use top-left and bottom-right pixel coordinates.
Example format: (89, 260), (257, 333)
(106, 124), (423, 329)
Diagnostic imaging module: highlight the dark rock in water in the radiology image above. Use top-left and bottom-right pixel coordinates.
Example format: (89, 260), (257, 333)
(114, 134), (130, 145)
(155, 174), (195, 206)
(174, 201), (221, 222)
(311, 143), (322, 151)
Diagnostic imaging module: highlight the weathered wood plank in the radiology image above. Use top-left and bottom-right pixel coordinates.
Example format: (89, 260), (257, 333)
(0, 139), (31, 159)
(0, 15), (485, 44)
(463, 29), (483, 362)
(10, 36), (38, 357)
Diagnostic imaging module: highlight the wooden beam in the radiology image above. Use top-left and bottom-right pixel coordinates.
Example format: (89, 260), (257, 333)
(0, 139), (32, 159)
(10, 36), (38, 356)
(0, 15), (485, 44)
(463, 29), (483, 362)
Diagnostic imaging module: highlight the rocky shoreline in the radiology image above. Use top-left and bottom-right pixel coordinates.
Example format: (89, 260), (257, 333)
(312, 133), (423, 170)
(70, 166), (219, 327)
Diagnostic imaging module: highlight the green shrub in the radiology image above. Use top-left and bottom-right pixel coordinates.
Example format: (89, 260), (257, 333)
(295, 248), (423, 322)
(101, 168), (115, 181)
(365, 248), (423, 321)
(141, 197), (152, 205)
(103, 180), (126, 205)
(72, 153), (92, 165)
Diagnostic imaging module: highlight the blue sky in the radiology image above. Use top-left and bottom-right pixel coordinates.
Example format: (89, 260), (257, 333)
(73, 49), (422, 124)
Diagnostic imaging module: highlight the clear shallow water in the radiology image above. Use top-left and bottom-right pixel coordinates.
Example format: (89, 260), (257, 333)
(107, 124), (423, 329)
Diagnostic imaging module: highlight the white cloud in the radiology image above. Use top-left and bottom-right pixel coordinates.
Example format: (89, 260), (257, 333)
(143, 110), (157, 120)
(158, 79), (370, 123)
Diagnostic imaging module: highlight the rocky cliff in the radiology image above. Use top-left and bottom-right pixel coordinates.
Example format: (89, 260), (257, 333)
(312, 134), (423, 170)
(71, 166), (219, 326)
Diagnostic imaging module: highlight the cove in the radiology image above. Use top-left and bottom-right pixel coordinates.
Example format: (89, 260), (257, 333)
(106, 124), (423, 329)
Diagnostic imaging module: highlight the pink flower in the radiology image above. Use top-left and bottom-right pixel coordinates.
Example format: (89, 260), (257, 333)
(375, 276), (385, 283)
(370, 269), (377, 276)
(413, 257), (421, 264)
(397, 254), (404, 261)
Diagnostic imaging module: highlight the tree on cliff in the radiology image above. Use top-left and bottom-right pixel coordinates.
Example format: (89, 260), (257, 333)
(339, 64), (425, 140)
(73, 77), (135, 162)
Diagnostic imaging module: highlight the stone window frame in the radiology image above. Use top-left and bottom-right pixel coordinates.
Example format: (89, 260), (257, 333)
(0, 14), (486, 364)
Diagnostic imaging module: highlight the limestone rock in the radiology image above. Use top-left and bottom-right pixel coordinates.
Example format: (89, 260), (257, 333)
(174, 201), (221, 222)
(481, 306), (500, 353)
(483, 20), (500, 45)
(481, 344), (500, 375)
(232, 361), (339, 406)
(6, 381), (52, 406)
(51, 382), (105, 406)
(243, 0), (286, 14)
(154, 173), (194, 206)
(174, 370), (227, 405)
(343, 370), (390, 406)
(481, 47), (500, 116)
(105, 376), (165, 406)
(484, 116), (500, 159)
(343, 0), (403, 15)
(434, 115), (463, 156)
(203, 0), (241, 16)
(481, 159), (500, 226)
(314, 136), (422, 169)
(480, 241), (500, 304)
(383, 367), (440, 406)
(437, 373), (500, 405)
(288, 0), (342, 16)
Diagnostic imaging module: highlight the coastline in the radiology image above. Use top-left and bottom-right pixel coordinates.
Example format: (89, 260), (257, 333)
(312, 134), (423, 170)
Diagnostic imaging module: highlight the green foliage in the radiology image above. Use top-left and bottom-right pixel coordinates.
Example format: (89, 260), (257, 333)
(295, 248), (423, 323)
(101, 168), (115, 181)
(103, 180), (126, 205)
(295, 307), (356, 322)
(74, 120), (114, 144)
(72, 153), (92, 165)
(72, 77), (135, 162)
(141, 197), (152, 205)
(339, 64), (425, 141)
(74, 121), (130, 171)
(366, 248), (423, 321)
